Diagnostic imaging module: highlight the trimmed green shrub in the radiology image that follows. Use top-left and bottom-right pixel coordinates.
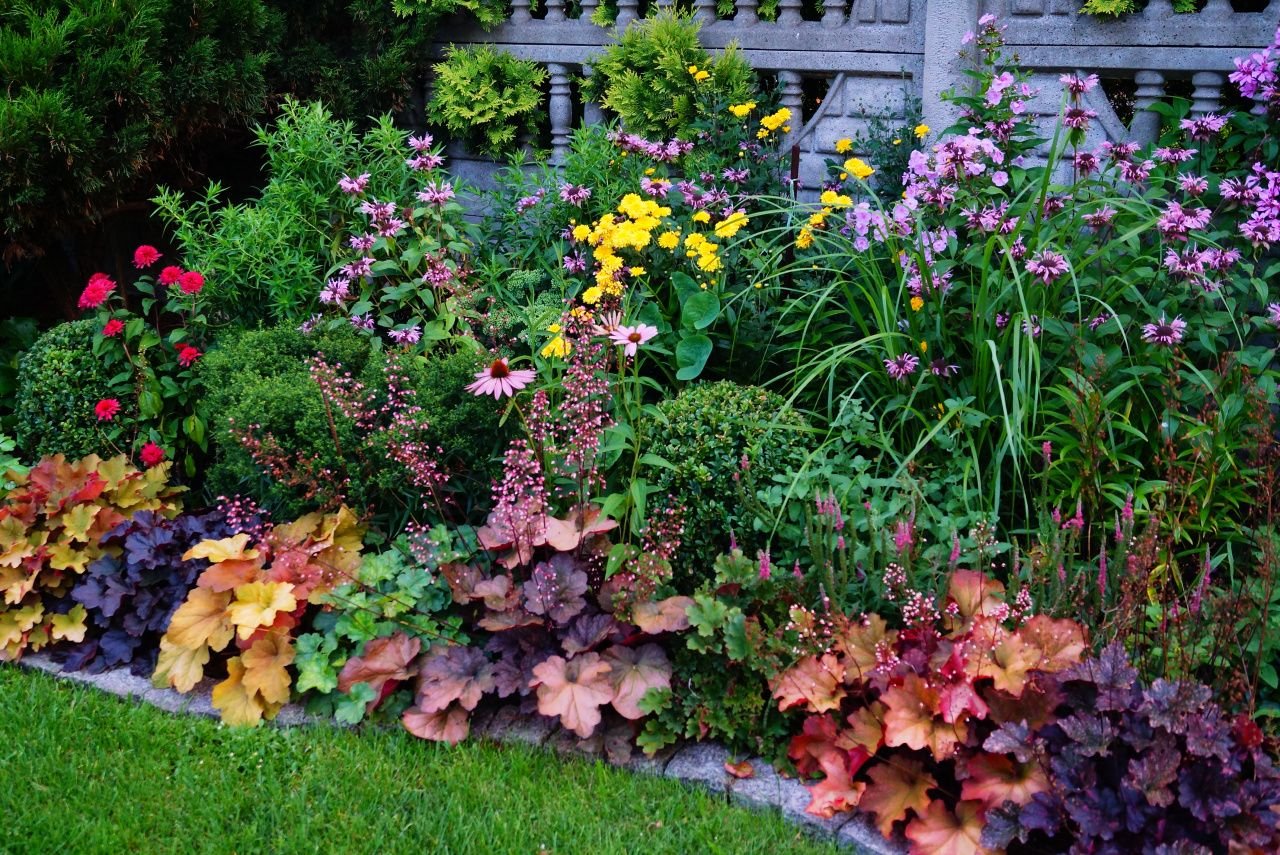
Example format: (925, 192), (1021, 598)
(645, 381), (812, 590)
(583, 10), (757, 141)
(427, 45), (547, 159)
(14, 320), (127, 460)
(197, 324), (372, 516)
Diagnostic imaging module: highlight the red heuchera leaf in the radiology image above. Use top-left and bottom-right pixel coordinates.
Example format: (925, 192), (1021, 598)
(630, 596), (694, 633)
(859, 758), (938, 837)
(840, 704), (886, 754)
(403, 706), (470, 744)
(530, 652), (614, 738)
(472, 575), (519, 611)
(602, 643), (671, 720)
(882, 673), (966, 760)
(789, 713), (843, 778)
(982, 673), (1062, 729)
(904, 800), (990, 855)
(337, 632), (422, 699)
(440, 562), (484, 604)
(1017, 614), (1087, 672)
(476, 506), (547, 568)
(959, 753), (1049, 810)
(724, 759), (755, 779)
(543, 505), (618, 551)
(416, 645), (496, 712)
(946, 570), (1006, 624)
(834, 613), (892, 682)
(772, 653), (846, 713)
(806, 751), (867, 818)
(197, 559), (262, 592)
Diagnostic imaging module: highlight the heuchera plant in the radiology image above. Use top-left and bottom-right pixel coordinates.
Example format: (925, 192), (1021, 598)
(152, 507), (364, 725)
(0, 454), (181, 660)
(64, 506), (244, 675)
(983, 644), (1280, 854)
(772, 569), (1086, 851)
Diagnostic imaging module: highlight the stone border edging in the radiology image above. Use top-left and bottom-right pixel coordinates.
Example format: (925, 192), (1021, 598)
(14, 651), (904, 855)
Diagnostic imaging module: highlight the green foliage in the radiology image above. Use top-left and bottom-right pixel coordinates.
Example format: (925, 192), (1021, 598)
(0, 0), (272, 260)
(152, 100), (415, 327)
(644, 382), (812, 590)
(427, 45), (547, 160)
(296, 533), (465, 723)
(1080, 0), (1197, 14)
(584, 10), (757, 140)
(14, 320), (123, 461)
(197, 324), (372, 516)
(0, 317), (38, 431)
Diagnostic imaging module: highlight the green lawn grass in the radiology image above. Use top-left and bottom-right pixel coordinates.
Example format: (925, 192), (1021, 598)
(0, 666), (838, 855)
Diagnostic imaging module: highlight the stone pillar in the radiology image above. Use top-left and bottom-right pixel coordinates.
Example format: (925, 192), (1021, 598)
(511, 0), (532, 24)
(580, 66), (604, 126)
(545, 0), (567, 22)
(579, 0), (597, 17)
(921, 0), (979, 134)
(778, 69), (803, 150)
(1130, 70), (1165, 146)
(1141, 0), (1174, 18)
(616, 0), (639, 28)
(693, 0), (716, 24)
(1201, 0), (1232, 17)
(1190, 71), (1224, 117)
(857, 0), (876, 22)
(777, 0), (802, 25)
(822, 0), (845, 29)
(548, 63), (574, 164)
(736, 0), (760, 25)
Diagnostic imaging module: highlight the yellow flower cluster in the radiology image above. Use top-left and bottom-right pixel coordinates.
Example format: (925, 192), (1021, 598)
(683, 231), (722, 273)
(687, 64), (710, 82)
(834, 137), (852, 154)
(844, 157), (875, 181)
(579, 193), (672, 305)
(714, 211), (748, 239)
(757, 107), (792, 139)
(819, 190), (852, 208)
(729, 101), (757, 118)
(914, 123), (930, 139)
(795, 228), (814, 249)
(541, 322), (572, 359)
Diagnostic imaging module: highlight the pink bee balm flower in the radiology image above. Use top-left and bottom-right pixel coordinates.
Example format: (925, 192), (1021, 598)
(466, 358), (536, 399)
(132, 245), (161, 268)
(1142, 314), (1187, 346)
(1267, 303), (1280, 327)
(609, 324), (658, 356)
(94, 398), (121, 421)
(158, 265), (183, 286)
(884, 353), (920, 381)
(176, 344), (202, 367)
(102, 319), (125, 337)
(139, 442), (166, 468)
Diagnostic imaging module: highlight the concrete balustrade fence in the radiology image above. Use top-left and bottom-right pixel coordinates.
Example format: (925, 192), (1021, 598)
(429, 0), (1277, 196)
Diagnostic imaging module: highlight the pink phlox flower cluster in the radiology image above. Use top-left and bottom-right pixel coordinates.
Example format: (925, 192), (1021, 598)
(515, 189), (546, 214)
(961, 201), (1017, 234)
(1236, 166), (1280, 249)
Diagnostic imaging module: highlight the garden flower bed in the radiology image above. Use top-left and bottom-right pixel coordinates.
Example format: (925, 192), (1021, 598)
(3, 10), (1280, 855)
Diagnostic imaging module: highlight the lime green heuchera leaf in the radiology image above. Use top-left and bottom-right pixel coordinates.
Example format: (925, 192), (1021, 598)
(49, 604), (87, 643)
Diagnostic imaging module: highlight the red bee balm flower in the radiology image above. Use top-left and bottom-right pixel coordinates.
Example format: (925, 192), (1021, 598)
(78, 273), (115, 310)
(178, 271), (205, 294)
(176, 344), (202, 367)
(158, 266), (183, 286)
(139, 442), (166, 467)
(94, 398), (121, 421)
(133, 245), (161, 268)
(102, 319), (125, 337)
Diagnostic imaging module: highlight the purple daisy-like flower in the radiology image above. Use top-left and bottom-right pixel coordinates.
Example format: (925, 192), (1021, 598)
(1060, 73), (1099, 96)
(1142, 314), (1187, 346)
(558, 183), (592, 205)
(339, 173), (371, 195)
(563, 252), (587, 274)
(388, 325), (422, 345)
(417, 182), (455, 206)
(408, 134), (434, 152)
(1267, 302), (1280, 327)
(929, 358), (960, 378)
(1083, 206), (1116, 229)
(407, 153), (445, 171)
(1026, 250), (1069, 286)
(349, 233), (377, 252)
(884, 353), (920, 382)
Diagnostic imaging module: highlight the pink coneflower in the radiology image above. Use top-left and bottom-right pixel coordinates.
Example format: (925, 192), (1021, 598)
(339, 173), (370, 195)
(884, 353), (920, 381)
(94, 398), (121, 421)
(609, 324), (658, 357)
(466, 358), (536, 399)
(591, 312), (622, 337)
(102, 319), (125, 338)
(1142, 314), (1187, 345)
(132, 245), (161, 268)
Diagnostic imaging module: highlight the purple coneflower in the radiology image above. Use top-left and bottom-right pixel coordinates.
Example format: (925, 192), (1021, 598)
(466, 358), (537, 399)
(1141, 314), (1187, 346)
(609, 324), (658, 357)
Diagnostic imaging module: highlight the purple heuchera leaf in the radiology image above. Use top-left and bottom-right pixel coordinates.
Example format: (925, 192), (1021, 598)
(1064, 642), (1138, 711)
(1125, 735), (1180, 808)
(561, 612), (624, 656)
(522, 554), (588, 624)
(1058, 712), (1112, 758)
(983, 719), (1036, 763)
(1141, 679), (1212, 735)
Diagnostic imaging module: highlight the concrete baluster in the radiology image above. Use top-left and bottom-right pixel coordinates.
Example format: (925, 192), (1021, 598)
(1130, 70), (1165, 146)
(778, 0), (803, 25)
(544, 0), (567, 22)
(693, 0), (717, 24)
(548, 63), (574, 164)
(1190, 71), (1224, 117)
(511, 0), (533, 24)
(778, 69), (804, 151)
(736, 0), (759, 25)
(822, 0), (845, 29)
(581, 65), (604, 126)
(616, 0), (639, 28)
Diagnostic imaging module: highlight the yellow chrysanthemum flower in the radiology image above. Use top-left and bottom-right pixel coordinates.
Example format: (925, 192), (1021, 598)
(692, 210), (711, 224)
(914, 123), (930, 139)
(919, 340), (928, 354)
(547, 323), (562, 333)
(694, 70), (710, 82)
(658, 230), (680, 250)
(808, 210), (828, 228)
(571, 224), (590, 242)
(796, 228), (814, 249)
(910, 296), (924, 312)
(835, 138), (852, 154)
(728, 101), (757, 118)
(714, 211), (748, 239)
(582, 285), (604, 305)
(819, 190), (852, 208)
(629, 266), (646, 277)
(541, 335), (571, 359)
(844, 157), (875, 180)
